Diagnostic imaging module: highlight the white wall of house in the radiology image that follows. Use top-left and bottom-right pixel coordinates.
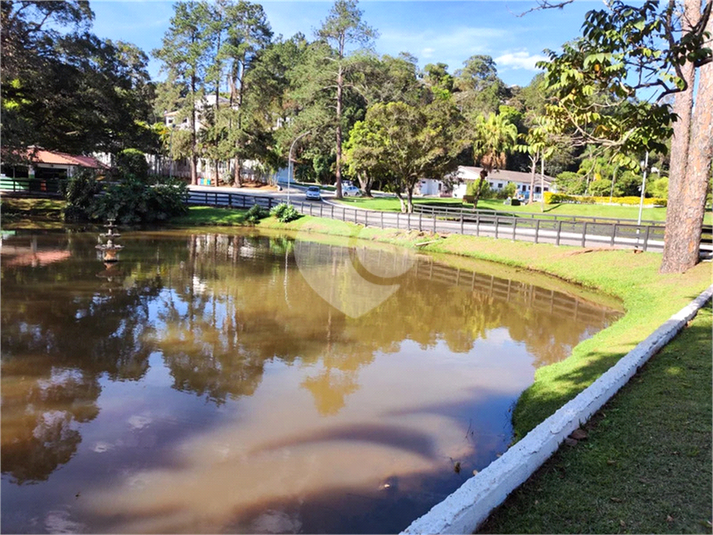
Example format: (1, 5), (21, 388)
(418, 178), (442, 196)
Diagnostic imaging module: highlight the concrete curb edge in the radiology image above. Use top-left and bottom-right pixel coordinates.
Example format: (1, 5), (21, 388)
(402, 284), (713, 534)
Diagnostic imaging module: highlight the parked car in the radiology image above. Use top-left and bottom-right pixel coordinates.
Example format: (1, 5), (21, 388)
(342, 184), (362, 197)
(305, 185), (322, 200)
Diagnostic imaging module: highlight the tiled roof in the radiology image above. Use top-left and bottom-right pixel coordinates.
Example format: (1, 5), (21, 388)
(25, 148), (109, 169)
(455, 166), (554, 185)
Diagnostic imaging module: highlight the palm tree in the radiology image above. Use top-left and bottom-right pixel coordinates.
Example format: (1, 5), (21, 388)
(470, 112), (518, 208)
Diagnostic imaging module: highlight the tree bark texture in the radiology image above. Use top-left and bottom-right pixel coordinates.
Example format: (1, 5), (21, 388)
(661, 0), (709, 273)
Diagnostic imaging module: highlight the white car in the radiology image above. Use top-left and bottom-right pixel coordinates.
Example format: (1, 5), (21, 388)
(305, 185), (322, 200)
(342, 185), (362, 197)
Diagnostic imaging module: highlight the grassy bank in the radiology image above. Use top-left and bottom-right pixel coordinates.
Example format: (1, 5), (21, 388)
(336, 196), (713, 224)
(480, 306), (712, 534)
(0, 197), (67, 229)
(173, 206), (711, 440)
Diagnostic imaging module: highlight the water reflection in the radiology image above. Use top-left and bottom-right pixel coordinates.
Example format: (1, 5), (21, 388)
(1, 230), (621, 533)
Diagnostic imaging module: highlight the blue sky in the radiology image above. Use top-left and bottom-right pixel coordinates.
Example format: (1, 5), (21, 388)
(90, 0), (601, 87)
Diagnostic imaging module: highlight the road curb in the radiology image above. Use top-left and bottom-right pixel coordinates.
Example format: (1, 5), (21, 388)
(402, 284), (713, 534)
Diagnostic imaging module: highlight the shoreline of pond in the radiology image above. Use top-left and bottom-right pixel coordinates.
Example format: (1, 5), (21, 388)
(167, 206), (711, 440)
(4, 202), (709, 438)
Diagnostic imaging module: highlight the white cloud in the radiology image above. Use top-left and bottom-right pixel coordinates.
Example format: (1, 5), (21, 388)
(379, 26), (507, 65)
(495, 50), (549, 71)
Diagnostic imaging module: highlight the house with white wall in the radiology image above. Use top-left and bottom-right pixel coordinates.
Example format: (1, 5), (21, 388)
(450, 166), (556, 201)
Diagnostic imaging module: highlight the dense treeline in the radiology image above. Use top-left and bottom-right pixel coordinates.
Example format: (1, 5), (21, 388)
(1, 0), (710, 270)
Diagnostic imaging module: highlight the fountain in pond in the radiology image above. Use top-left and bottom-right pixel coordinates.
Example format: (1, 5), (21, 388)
(96, 219), (123, 263)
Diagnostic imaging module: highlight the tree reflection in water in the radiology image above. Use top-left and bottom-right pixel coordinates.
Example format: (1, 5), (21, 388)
(1, 230), (621, 530)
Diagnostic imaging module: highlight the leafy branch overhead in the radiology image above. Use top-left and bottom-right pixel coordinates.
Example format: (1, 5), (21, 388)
(537, 0), (712, 169)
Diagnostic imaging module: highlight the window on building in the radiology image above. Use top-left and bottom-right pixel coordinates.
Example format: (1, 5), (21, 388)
(497, 183), (503, 189)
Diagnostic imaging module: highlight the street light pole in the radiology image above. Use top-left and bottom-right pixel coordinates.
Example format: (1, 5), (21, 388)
(288, 130), (310, 205)
(637, 151), (649, 226)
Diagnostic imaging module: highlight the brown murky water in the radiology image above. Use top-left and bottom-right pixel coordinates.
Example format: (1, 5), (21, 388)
(1, 229), (621, 533)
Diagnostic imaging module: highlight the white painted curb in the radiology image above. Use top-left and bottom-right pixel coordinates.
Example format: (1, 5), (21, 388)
(403, 285), (713, 535)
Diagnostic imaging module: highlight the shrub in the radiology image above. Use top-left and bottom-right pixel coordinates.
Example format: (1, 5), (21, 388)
(246, 204), (269, 223)
(543, 191), (667, 207)
(98, 178), (188, 225)
(556, 171), (587, 195)
(589, 179), (612, 196)
(502, 182), (517, 199)
(62, 170), (102, 221)
(270, 202), (301, 223)
(647, 176), (669, 200)
(116, 148), (149, 182)
(467, 180), (501, 199)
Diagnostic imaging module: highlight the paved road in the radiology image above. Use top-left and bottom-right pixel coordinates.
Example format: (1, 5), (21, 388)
(185, 185), (711, 256)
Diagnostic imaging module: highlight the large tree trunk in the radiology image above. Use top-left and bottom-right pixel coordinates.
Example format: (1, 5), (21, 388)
(335, 63), (344, 199)
(472, 169), (489, 209)
(406, 185), (414, 213)
(660, 0), (706, 273)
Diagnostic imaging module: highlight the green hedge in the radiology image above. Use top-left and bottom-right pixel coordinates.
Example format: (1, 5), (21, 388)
(544, 191), (667, 207)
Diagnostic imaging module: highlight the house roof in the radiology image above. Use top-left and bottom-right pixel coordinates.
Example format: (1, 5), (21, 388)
(24, 148), (109, 169)
(455, 166), (554, 186)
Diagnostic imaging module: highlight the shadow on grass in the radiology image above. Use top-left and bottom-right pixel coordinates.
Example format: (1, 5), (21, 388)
(511, 348), (626, 437)
(480, 310), (712, 534)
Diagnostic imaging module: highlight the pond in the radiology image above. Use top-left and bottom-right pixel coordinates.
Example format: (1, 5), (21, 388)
(1, 228), (622, 533)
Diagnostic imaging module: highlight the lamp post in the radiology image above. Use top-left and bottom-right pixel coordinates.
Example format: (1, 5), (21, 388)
(637, 151), (649, 226)
(287, 130), (310, 205)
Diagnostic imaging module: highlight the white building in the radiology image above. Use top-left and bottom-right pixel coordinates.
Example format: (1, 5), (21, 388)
(451, 166), (556, 201)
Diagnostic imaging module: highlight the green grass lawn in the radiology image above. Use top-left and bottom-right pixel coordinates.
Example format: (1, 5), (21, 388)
(480, 306), (712, 534)
(336, 196), (713, 225)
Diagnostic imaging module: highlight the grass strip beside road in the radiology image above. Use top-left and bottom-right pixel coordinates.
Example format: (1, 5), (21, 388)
(336, 196), (713, 224)
(480, 306), (712, 534)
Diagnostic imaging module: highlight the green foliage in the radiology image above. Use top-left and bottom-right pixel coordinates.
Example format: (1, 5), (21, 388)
(2, 3), (158, 157)
(646, 176), (668, 199)
(556, 171), (587, 195)
(537, 0), (712, 171)
(245, 204), (269, 223)
(62, 171), (102, 222)
(616, 170), (644, 197)
(116, 149), (149, 181)
(588, 179), (612, 196)
(270, 202), (301, 222)
(453, 55), (508, 118)
(94, 178), (188, 225)
(345, 97), (464, 211)
(502, 182), (517, 198)
(63, 173), (188, 225)
(544, 191), (666, 207)
(472, 112), (519, 172)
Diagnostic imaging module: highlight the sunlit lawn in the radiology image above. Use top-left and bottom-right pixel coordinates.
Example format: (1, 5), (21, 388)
(480, 307), (712, 534)
(336, 196), (713, 224)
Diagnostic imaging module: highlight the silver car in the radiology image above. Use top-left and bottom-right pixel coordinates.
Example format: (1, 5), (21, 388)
(305, 185), (322, 200)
